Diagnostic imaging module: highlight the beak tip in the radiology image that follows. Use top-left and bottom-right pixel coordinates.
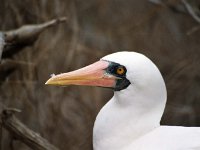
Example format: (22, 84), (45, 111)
(45, 80), (50, 85)
(45, 78), (54, 85)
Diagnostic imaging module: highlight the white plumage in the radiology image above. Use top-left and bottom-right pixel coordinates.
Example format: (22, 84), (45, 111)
(93, 52), (200, 150)
(46, 51), (200, 150)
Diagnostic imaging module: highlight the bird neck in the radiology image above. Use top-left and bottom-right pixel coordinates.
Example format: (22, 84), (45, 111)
(93, 86), (166, 150)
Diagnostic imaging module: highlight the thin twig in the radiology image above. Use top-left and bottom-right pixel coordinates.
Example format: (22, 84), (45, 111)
(149, 0), (187, 14)
(182, 0), (200, 24)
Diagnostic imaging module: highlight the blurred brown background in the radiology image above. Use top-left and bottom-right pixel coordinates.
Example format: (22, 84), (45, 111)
(0, 0), (200, 149)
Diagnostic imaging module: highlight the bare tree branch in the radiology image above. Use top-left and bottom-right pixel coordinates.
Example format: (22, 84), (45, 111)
(1, 108), (59, 150)
(149, 0), (200, 35)
(2, 17), (67, 58)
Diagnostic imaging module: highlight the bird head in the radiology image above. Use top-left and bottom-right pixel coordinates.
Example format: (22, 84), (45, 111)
(45, 52), (133, 91)
(46, 51), (166, 106)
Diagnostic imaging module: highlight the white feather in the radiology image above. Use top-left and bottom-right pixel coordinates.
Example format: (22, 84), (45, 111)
(93, 51), (200, 150)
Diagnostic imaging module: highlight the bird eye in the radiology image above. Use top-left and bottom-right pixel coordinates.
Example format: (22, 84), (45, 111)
(116, 66), (125, 75)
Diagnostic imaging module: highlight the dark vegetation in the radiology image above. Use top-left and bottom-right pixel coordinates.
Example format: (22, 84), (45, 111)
(0, 0), (200, 149)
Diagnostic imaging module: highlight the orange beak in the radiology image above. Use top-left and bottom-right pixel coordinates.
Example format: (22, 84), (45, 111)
(45, 60), (118, 88)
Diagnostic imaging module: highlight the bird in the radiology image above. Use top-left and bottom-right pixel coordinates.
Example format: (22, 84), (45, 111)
(46, 51), (200, 150)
